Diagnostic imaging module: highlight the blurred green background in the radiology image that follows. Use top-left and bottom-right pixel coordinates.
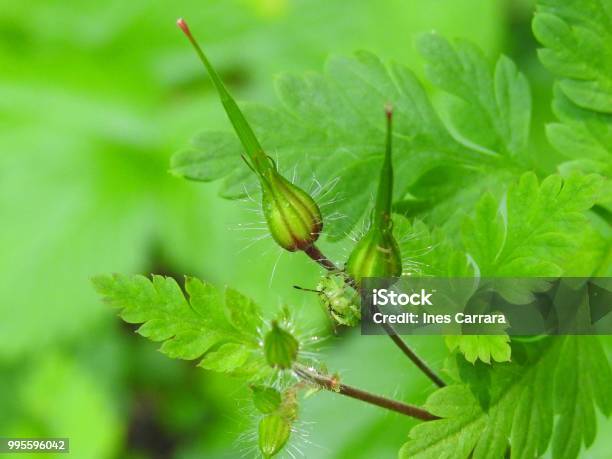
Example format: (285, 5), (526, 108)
(0, 1), (610, 458)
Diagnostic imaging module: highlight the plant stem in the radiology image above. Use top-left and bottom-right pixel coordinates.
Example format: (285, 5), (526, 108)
(303, 244), (338, 272)
(302, 245), (446, 388)
(293, 364), (438, 421)
(377, 316), (446, 388)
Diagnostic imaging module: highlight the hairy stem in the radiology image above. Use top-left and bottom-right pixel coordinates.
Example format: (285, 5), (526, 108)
(302, 245), (446, 387)
(303, 244), (338, 272)
(293, 364), (438, 421)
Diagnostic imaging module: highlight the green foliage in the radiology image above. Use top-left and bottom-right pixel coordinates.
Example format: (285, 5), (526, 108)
(533, 0), (612, 113)
(83, 1), (612, 457)
(462, 172), (602, 277)
(534, 0), (612, 188)
(392, 216), (472, 277)
(553, 336), (612, 458)
(445, 335), (511, 364)
(4, 2), (556, 459)
(92, 274), (265, 375)
(418, 32), (531, 157)
(400, 337), (612, 459)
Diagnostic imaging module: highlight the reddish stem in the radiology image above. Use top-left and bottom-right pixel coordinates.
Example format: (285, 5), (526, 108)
(294, 364), (439, 421)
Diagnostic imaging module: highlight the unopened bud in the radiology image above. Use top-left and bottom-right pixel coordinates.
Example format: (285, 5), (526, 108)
(261, 170), (323, 251)
(346, 105), (402, 285)
(264, 321), (299, 369)
(258, 414), (291, 458)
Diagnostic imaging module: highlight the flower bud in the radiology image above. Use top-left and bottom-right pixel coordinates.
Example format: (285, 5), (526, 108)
(260, 170), (323, 251)
(346, 105), (402, 285)
(258, 414), (291, 458)
(251, 385), (282, 414)
(264, 321), (299, 369)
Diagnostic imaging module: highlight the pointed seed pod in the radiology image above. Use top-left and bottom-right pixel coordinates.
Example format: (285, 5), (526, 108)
(346, 105), (402, 285)
(258, 414), (291, 458)
(177, 19), (322, 252)
(251, 385), (282, 414)
(264, 321), (299, 369)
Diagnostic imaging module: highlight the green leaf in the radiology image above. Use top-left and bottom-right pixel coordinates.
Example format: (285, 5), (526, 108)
(393, 216), (473, 277)
(400, 337), (611, 459)
(553, 336), (612, 459)
(396, 33), (533, 232)
(92, 274), (263, 374)
(462, 172), (602, 276)
(533, 0), (612, 114)
(445, 335), (511, 365)
(547, 88), (612, 175)
(225, 286), (263, 339)
(198, 342), (251, 373)
(534, 0), (612, 201)
(418, 32), (531, 156)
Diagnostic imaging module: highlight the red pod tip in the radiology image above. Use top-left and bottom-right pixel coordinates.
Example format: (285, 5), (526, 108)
(176, 18), (192, 37)
(385, 103), (393, 120)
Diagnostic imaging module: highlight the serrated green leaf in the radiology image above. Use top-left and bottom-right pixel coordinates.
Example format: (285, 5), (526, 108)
(445, 335), (511, 365)
(171, 132), (243, 182)
(418, 32), (531, 156)
(393, 216), (473, 277)
(225, 286), (263, 339)
(533, 0), (612, 114)
(198, 343), (252, 373)
(462, 172), (602, 276)
(548, 87), (612, 181)
(553, 336), (612, 459)
(93, 274), (264, 374)
(400, 337), (611, 459)
(534, 0), (612, 198)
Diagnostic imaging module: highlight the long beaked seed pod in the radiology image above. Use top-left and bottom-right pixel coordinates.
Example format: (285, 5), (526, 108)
(177, 19), (322, 252)
(346, 105), (402, 285)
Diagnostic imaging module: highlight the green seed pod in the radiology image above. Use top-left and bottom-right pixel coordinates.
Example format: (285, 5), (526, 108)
(346, 106), (402, 285)
(177, 19), (322, 252)
(258, 414), (291, 458)
(251, 385), (282, 414)
(264, 321), (299, 369)
(261, 170), (323, 251)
